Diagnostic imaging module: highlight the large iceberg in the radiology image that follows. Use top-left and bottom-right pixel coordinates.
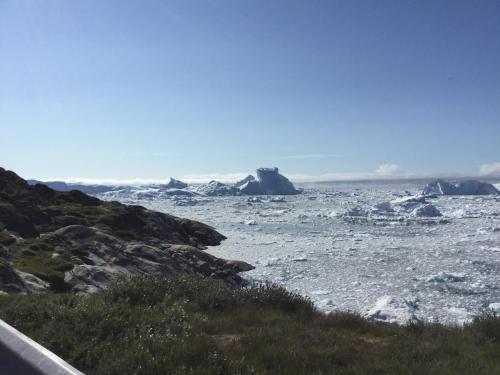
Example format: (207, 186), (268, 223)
(163, 177), (188, 189)
(239, 180), (265, 195)
(256, 168), (301, 195)
(236, 168), (301, 195)
(422, 180), (499, 196)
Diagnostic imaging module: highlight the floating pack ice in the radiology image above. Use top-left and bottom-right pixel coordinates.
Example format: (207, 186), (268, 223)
(426, 272), (466, 283)
(190, 181), (240, 196)
(343, 206), (370, 217)
(163, 188), (198, 197)
(371, 201), (394, 213)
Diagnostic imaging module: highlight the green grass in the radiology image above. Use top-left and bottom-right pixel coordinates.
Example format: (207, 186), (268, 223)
(1, 275), (500, 374)
(8, 237), (81, 292)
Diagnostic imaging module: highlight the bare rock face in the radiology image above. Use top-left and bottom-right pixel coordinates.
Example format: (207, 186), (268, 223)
(62, 225), (254, 293)
(0, 259), (28, 293)
(0, 167), (253, 294)
(422, 180), (499, 196)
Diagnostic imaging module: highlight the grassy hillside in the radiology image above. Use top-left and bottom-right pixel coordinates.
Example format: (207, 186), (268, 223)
(1, 276), (500, 374)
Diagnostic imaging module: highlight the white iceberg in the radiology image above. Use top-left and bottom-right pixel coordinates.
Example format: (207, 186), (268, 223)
(365, 295), (419, 324)
(411, 204), (442, 217)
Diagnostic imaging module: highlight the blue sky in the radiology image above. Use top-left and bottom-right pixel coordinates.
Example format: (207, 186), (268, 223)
(1, 0), (499, 183)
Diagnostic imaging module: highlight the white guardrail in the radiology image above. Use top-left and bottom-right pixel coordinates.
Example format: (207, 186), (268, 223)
(0, 319), (84, 374)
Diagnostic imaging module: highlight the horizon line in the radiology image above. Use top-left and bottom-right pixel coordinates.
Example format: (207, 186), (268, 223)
(26, 172), (500, 186)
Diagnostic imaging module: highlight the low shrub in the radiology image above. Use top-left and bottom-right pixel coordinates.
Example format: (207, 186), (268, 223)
(1, 275), (500, 374)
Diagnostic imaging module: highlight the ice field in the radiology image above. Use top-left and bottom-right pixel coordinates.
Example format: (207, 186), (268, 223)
(99, 180), (500, 325)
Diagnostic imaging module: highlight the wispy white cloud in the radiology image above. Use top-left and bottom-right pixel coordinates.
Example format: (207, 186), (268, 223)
(479, 162), (500, 176)
(375, 163), (401, 175)
(279, 153), (346, 160)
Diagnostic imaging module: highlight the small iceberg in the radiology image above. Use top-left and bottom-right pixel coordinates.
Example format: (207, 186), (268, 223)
(411, 204), (442, 217)
(365, 295), (419, 324)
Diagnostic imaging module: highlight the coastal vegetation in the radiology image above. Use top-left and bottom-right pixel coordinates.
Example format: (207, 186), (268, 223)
(1, 275), (500, 374)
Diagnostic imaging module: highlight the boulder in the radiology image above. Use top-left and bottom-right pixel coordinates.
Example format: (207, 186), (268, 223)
(0, 259), (27, 293)
(16, 271), (50, 293)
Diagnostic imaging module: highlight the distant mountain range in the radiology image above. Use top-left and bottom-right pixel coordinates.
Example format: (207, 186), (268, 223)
(27, 179), (117, 195)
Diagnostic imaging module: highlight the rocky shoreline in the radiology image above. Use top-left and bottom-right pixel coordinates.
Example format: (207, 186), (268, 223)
(0, 167), (253, 294)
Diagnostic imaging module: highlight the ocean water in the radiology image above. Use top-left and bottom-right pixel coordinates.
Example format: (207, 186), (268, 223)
(100, 180), (500, 324)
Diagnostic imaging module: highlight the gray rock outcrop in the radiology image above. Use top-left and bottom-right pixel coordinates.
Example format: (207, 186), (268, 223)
(0, 167), (254, 294)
